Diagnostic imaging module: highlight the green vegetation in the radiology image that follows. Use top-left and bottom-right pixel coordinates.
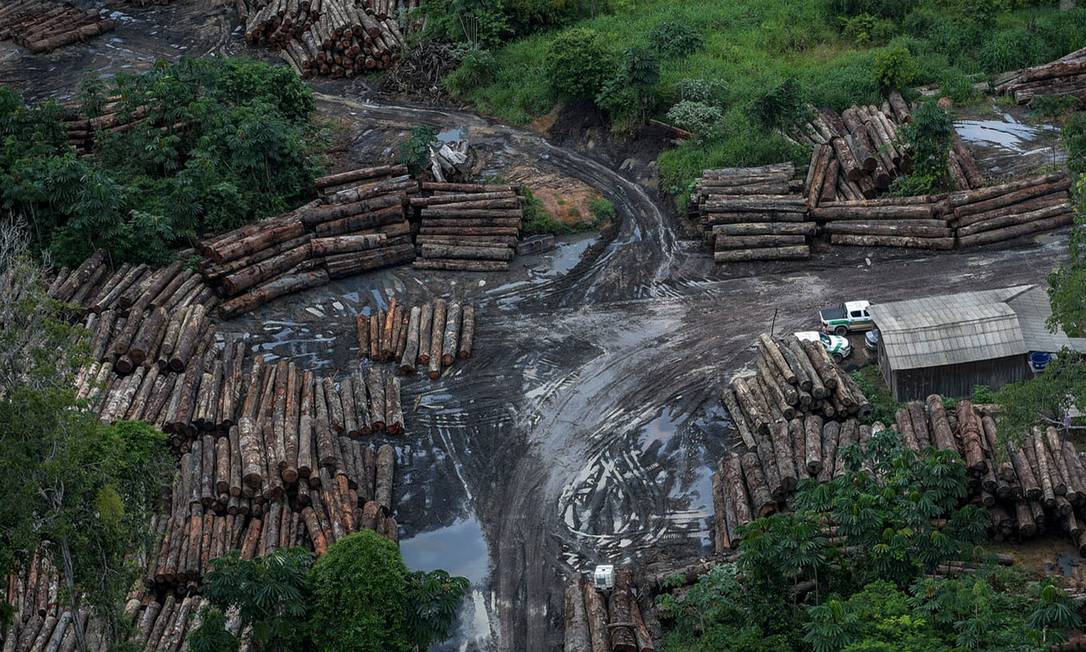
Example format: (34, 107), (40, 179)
(657, 428), (1080, 651)
(0, 232), (171, 644)
(0, 57), (321, 266)
(889, 99), (953, 195)
(849, 366), (899, 426)
(189, 531), (469, 652)
(437, 1), (1086, 203)
(589, 198), (615, 226)
(399, 126), (439, 176)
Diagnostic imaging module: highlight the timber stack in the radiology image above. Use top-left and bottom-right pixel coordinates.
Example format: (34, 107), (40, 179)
(0, 0), (114, 53)
(57, 98), (150, 154)
(199, 164), (417, 318)
(239, 0), (407, 77)
(145, 433), (400, 592)
(994, 46), (1086, 105)
(790, 92), (985, 201)
(690, 164), (814, 263)
(563, 570), (656, 652)
(713, 390), (1086, 556)
(811, 194), (955, 250)
(355, 297), (476, 379)
(949, 172), (1075, 248)
(410, 182), (526, 272)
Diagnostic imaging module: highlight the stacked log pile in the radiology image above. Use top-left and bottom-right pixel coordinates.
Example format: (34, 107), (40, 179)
(0, 0), (114, 54)
(712, 332), (873, 550)
(238, 0), (407, 78)
(690, 164), (814, 263)
(713, 387), (1086, 556)
(563, 570), (655, 652)
(355, 297), (476, 379)
(410, 182), (525, 272)
(57, 98), (149, 154)
(811, 195), (955, 250)
(994, 46), (1086, 105)
(948, 172), (1076, 248)
(198, 165), (417, 318)
(146, 431), (400, 593)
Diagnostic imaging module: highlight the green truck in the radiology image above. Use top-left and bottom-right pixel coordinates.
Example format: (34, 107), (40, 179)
(819, 300), (874, 336)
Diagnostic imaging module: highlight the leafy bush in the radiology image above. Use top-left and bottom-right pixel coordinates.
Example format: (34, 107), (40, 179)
(827, 0), (917, 19)
(891, 99), (952, 195)
(521, 187), (572, 235)
(665, 101), (724, 140)
(1033, 95), (1083, 118)
(750, 76), (805, 128)
(938, 66), (979, 105)
(875, 44), (920, 91)
(590, 198), (615, 226)
(544, 28), (617, 101)
(649, 20), (704, 59)
(1064, 112), (1086, 175)
(399, 126), (438, 177)
(597, 46), (660, 126)
(675, 78), (729, 106)
(850, 366), (900, 426)
(309, 531), (469, 652)
(842, 13), (896, 46)
(978, 27), (1047, 74)
(0, 57), (320, 266)
(444, 46), (497, 97)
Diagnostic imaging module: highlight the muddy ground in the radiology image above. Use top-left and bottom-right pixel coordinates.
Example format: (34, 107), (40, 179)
(2, 7), (1079, 650)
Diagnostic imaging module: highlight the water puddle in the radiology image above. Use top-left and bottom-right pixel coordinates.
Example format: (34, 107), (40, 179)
(402, 517), (493, 652)
(954, 109), (1064, 178)
(955, 113), (1058, 153)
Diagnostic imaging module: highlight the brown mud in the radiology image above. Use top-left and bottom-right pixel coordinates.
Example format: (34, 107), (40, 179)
(2, 9), (1078, 650)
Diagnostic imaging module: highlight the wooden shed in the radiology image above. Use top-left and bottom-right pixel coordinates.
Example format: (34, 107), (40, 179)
(868, 285), (1086, 401)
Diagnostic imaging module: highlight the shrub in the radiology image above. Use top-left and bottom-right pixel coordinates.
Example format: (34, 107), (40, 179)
(1033, 95), (1083, 118)
(589, 198), (615, 226)
(978, 27), (1047, 74)
(544, 28), (616, 101)
(1065, 112), (1086, 175)
(827, 0), (917, 19)
(596, 46), (660, 126)
(891, 99), (952, 195)
(649, 20), (704, 59)
(0, 58), (320, 266)
(310, 531), (412, 652)
(665, 100), (724, 140)
(675, 78), (729, 106)
(875, 44), (920, 91)
(750, 76), (805, 128)
(444, 46), (497, 97)
(938, 67), (979, 105)
(842, 13), (896, 46)
(399, 126), (438, 177)
(521, 187), (571, 235)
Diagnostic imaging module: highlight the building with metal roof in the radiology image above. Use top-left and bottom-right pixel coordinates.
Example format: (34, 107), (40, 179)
(868, 285), (1086, 400)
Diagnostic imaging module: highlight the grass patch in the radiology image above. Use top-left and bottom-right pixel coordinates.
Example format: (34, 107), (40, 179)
(451, 1), (1086, 205)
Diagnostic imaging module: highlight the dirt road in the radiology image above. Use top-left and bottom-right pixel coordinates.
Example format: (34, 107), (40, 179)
(3, 9), (1074, 649)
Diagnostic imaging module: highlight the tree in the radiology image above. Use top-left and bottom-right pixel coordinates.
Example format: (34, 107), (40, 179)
(544, 28), (617, 101)
(308, 530), (469, 652)
(890, 99), (952, 195)
(0, 225), (171, 648)
(189, 547), (316, 652)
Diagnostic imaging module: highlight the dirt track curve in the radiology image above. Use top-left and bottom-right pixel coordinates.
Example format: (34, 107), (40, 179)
(1, 6), (1073, 649)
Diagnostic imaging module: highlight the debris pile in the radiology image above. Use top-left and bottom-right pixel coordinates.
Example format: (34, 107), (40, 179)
(356, 297), (476, 379)
(690, 163), (814, 263)
(410, 182), (526, 271)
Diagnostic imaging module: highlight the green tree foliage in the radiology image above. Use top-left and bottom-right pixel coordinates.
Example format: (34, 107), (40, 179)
(874, 44), (920, 91)
(1066, 113), (1086, 176)
(308, 530), (470, 652)
(995, 351), (1086, 446)
(399, 127), (439, 177)
(0, 229), (171, 644)
(658, 432), (1078, 651)
(544, 28), (617, 101)
(190, 548), (316, 651)
(750, 77), (805, 128)
(0, 57), (320, 266)
(648, 20), (704, 59)
(596, 46), (660, 127)
(890, 99), (952, 196)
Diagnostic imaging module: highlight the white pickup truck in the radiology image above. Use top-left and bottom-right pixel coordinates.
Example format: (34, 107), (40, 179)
(795, 331), (852, 362)
(819, 300), (874, 336)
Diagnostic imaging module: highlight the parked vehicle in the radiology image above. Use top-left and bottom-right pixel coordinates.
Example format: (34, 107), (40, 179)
(820, 300), (874, 336)
(865, 328), (880, 352)
(794, 331), (852, 362)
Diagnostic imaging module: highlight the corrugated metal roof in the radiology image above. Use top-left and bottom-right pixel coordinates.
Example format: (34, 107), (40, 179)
(1006, 285), (1086, 354)
(869, 286), (1031, 370)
